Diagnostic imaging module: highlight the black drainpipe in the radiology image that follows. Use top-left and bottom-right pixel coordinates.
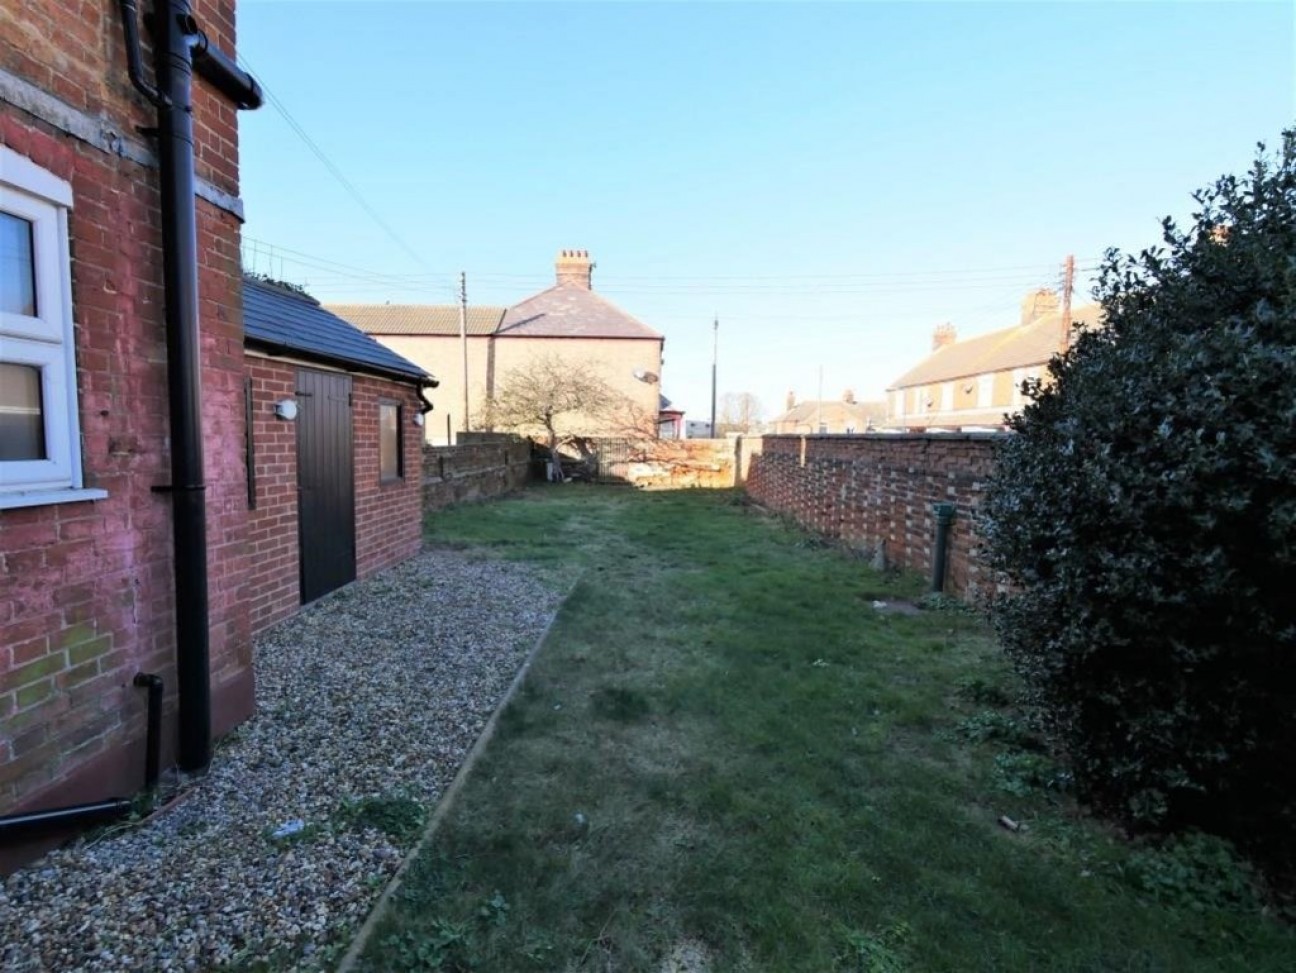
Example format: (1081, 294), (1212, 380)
(930, 502), (957, 594)
(120, 0), (261, 773)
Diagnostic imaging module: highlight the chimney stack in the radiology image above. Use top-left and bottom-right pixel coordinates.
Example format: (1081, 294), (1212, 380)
(842, 389), (856, 404)
(1020, 288), (1060, 326)
(932, 322), (957, 351)
(786, 390), (796, 411)
(556, 249), (594, 289)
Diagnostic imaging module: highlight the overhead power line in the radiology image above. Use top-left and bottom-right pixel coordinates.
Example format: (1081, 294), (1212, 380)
(236, 53), (432, 273)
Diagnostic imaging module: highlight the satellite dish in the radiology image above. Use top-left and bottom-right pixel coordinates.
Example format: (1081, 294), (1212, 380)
(633, 368), (648, 381)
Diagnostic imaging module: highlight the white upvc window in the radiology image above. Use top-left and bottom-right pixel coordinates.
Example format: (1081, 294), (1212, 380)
(1011, 367), (1026, 407)
(892, 389), (904, 418)
(1, 147), (102, 509)
(941, 381), (953, 413)
(977, 373), (994, 409)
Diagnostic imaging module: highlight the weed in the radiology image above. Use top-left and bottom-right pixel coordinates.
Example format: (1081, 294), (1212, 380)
(336, 795), (426, 845)
(993, 751), (1072, 797)
(378, 922), (476, 972)
(953, 710), (1039, 749)
(1120, 832), (1263, 915)
(916, 592), (976, 615)
(838, 921), (911, 973)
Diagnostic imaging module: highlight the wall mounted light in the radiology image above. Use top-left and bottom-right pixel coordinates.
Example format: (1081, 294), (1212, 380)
(412, 412), (425, 427)
(274, 399), (298, 421)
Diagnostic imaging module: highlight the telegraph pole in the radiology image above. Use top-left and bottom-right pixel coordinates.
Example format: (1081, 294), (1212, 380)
(1060, 254), (1075, 352)
(459, 272), (469, 440)
(816, 364), (823, 433)
(710, 315), (719, 437)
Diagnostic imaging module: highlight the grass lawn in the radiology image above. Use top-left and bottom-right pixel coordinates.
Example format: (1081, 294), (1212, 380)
(359, 486), (1293, 972)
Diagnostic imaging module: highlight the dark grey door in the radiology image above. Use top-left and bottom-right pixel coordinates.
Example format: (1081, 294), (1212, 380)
(297, 368), (355, 604)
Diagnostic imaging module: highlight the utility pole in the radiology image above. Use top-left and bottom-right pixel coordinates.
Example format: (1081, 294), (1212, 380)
(459, 272), (469, 441)
(1060, 254), (1075, 353)
(710, 315), (719, 438)
(816, 364), (823, 433)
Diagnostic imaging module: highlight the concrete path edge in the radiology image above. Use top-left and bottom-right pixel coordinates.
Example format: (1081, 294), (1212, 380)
(334, 595), (568, 971)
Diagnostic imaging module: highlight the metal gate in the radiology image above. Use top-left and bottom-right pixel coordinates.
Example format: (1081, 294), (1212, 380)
(593, 438), (635, 482)
(296, 368), (356, 604)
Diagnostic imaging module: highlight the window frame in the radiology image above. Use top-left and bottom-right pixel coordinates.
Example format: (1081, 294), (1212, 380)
(0, 147), (101, 509)
(977, 373), (994, 409)
(378, 398), (404, 484)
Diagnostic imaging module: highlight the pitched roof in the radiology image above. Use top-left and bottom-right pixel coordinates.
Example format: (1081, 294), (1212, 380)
(243, 279), (434, 383)
(770, 400), (888, 426)
(889, 304), (1102, 389)
(498, 284), (663, 339)
(325, 304), (507, 336)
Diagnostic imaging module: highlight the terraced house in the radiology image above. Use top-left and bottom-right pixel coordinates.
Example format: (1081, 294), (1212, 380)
(887, 289), (1102, 431)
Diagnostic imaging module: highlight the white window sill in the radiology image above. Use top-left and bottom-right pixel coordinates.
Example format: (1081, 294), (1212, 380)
(0, 487), (109, 510)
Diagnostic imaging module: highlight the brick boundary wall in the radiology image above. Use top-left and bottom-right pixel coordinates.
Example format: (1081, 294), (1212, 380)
(423, 438), (532, 511)
(592, 438), (740, 489)
(742, 434), (1007, 599)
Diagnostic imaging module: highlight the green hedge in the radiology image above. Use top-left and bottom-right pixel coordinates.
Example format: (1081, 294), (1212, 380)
(981, 132), (1296, 879)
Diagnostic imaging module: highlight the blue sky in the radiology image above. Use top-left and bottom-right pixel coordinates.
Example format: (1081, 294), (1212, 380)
(237, 1), (1295, 420)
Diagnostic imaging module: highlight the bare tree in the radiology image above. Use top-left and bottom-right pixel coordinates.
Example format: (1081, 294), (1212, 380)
(479, 353), (629, 479)
(717, 392), (764, 435)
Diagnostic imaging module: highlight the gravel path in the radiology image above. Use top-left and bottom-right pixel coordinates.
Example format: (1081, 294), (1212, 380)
(0, 548), (562, 971)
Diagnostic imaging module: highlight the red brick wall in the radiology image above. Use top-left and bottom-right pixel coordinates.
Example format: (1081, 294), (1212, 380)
(245, 361), (425, 634)
(245, 358), (300, 635)
(743, 434), (1005, 599)
(0, 0), (251, 830)
(353, 375), (425, 579)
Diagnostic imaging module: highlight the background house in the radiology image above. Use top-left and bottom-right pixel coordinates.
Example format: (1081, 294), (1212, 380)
(768, 391), (887, 434)
(886, 289), (1102, 430)
(331, 250), (667, 444)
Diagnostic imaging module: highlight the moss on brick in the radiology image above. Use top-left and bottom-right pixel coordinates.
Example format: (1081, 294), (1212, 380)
(57, 621), (98, 650)
(6, 651), (68, 691)
(68, 634), (112, 666)
(16, 679), (55, 709)
(61, 660), (100, 688)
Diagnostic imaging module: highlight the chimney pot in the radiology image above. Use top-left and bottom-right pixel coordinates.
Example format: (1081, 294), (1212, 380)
(556, 249), (594, 289)
(1020, 288), (1060, 326)
(842, 389), (855, 404)
(932, 322), (957, 351)
(786, 390), (796, 411)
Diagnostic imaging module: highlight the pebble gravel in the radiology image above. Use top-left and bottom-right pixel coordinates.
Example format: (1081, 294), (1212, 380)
(0, 548), (561, 971)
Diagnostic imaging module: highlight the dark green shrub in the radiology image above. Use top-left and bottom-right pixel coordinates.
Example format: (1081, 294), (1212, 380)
(981, 132), (1296, 879)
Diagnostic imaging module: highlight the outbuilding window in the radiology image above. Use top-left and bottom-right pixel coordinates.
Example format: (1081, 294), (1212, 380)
(379, 399), (403, 482)
(0, 147), (102, 509)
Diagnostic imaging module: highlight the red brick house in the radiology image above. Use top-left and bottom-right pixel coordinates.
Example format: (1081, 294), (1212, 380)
(0, 2), (432, 869)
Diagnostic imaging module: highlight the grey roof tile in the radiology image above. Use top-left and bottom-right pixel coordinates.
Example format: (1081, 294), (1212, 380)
(498, 284), (663, 339)
(244, 279), (434, 382)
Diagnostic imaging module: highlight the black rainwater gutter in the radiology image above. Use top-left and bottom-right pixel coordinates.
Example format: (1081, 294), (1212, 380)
(120, 0), (261, 773)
